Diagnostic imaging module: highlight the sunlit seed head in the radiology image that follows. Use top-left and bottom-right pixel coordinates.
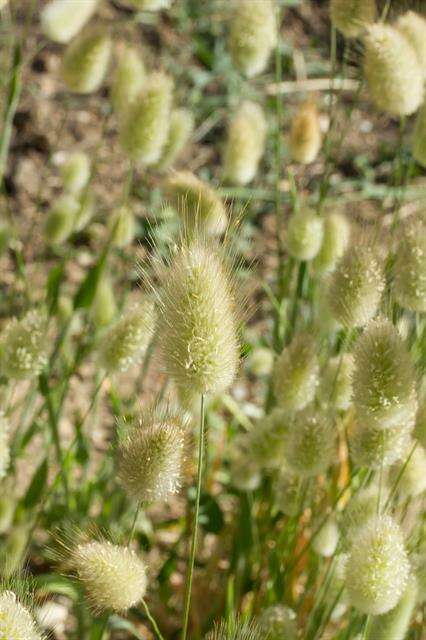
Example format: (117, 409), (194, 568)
(273, 333), (319, 412)
(0, 309), (48, 380)
(228, 0), (277, 78)
(257, 605), (297, 640)
(345, 515), (410, 615)
(365, 577), (418, 640)
(109, 205), (136, 248)
(327, 245), (385, 328)
(352, 318), (417, 429)
(412, 102), (426, 168)
(205, 616), (263, 640)
(349, 419), (413, 469)
(414, 397), (426, 448)
(41, 0), (99, 44)
(155, 108), (194, 171)
(156, 240), (239, 396)
(91, 277), (117, 329)
(313, 211), (351, 275)
(0, 414), (10, 481)
(0, 590), (42, 640)
(363, 24), (424, 115)
(393, 214), (426, 312)
(390, 441), (426, 498)
(62, 29), (112, 94)
(340, 485), (383, 546)
(60, 152), (91, 194)
(283, 408), (336, 478)
(70, 540), (147, 613)
(110, 45), (146, 116)
(165, 171), (227, 236)
(286, 208), (324, 261)
(223, 101), (267, 186)
(290, 102), (322, 164)
(98, 300), (154, 373)
(119, 72), (173, 165)
(318, 353), (354, 412)
(117, 406), (188, 502)
(274, 471), (302, 517)
(248, 408), (289, 470)
(229, 434), (261, 492)
(330, 0), (376, 37)
(44, 194), (79, 244)
(396, 11), (426, 73)
(312, 517), (340, 558)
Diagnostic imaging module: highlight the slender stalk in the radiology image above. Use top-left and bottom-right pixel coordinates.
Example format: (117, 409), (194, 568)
(141, 599), (165, 640)
(127, 502), (141, 546)
(181, 394), (205, 640)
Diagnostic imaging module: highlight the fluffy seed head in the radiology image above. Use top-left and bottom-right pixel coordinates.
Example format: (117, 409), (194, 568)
(248, 408), (289, 470)
(412, 102), (426, 167)
(274, 471), (301, 517)
(282, 408), (336, 477)
(119, 72), (173, 165)
(0, 590), (42, 640)
(313, 211), (351, 275)
(155, 109), (194, 170)
(60, 152), (91, 194)
(206, 616), (263, 640)
(70, 540), (147, 613)
(0, 309), (48, 380)
(223, 101), (266, 185)
(247, 346), (274, 377)
(396, 11), (426, 73)
(156, 240), (239, 396)
(286, 208), (324, 261)
(352, 318), (417, 429)
(363, 24), (424, 115)
(312, 518), (340, 558)
(290, 102), (322, 164)
(228, 0), (277, 78)
(0, 414), (10, 480)
(327, 245), (385, 328)
(393, 214), (426, 312)
(44, 195), (79, 244)
(318, 353), (354, 411)
(349, 420), (413, 469)
(273, 333), (319, 412)
(365, 577), (418, 640)
(91, 277), (117, 329)
(340, 485), (382, 545)
(41, 0), (98, 43)
(98, 300), (154, 373)
(257, 605), (297, 640)
(390, 442), (426, 497)
(330, 0), (377, 37)
(345, 515), (410, 615)
(110, 45), (145, 116)
(165, 171), (227, 236)
(109, 205), (136, 248)
(62, 29), (112, 94)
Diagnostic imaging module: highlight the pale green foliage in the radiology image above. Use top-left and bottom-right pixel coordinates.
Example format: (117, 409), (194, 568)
(286, 208), (324, 261)
(313, 212), (351, 275)
(274, 471), (301, 517)
(223, 101), (267, 186)
(317, 353), (354, 411)
(257, 605), (297, 640)
(349, 420), (413, 469)
(414, 397), (426, 447)
(282, 408), (336, 477)
(0, 414), (10, 480)
(390, 442), (426, 497)
(273, 334), (319, 412)
(109, 205), (136, 248)
(156, 109), (194, 170)
(0, 590), (42, 640)
(119, 0), (171, 9)
(248, 408), (288, 470)
(365, 578), (417, 640)
(60, 152), (91, 194)
(74, 191), (95, 232)
(393, 214), (426, 312)
(62, 29), (112, 94)
(91, 277), (117, 329)
(44, 194), (79, 244)
(229, 434), (261, 492)
(41, 0), (99, 44)
(330, 0), (376, 37)
(110, 45), (146, 115)
(0, 309), (48, 380)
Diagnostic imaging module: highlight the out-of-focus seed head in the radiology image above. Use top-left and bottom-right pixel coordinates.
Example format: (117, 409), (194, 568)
(0, 590), (42, 640)
(330, 0), (377, 37)
(290, 102), (322, 164)
(1, 525), (29, 578)
(257, 605), (297, 640)
(117, 405), (188, 502)
(109, 205), (136, 248)
(165, 171), (227, 236)
(345, 516), (410, 615)
(119, 72), (173, 165)
(313, 212), (351, 275)
(0, 491), (15, 535)
(283, 408), (336, 477)
(228, 0), (277, 78)
(223, 101), (266, 186)
(318, 354), (354, 412)
(315, 292), (342, 334)
(62, 29), (112, 94)
(324, 553), (349, 617)
(273, 334), (319, 412)
(396, 11), (426, 72)
(363, 24), (424, 115)
(110, 45), (145, 116)
(414, 397), (426, 447)
(70, 540), (147, 613)
(156, 240), (239, 396)
(91, 277), (117, 329)
(248, 408), (289, 470)
(98, 300), (154, 373)
(349, 420), (413, 469)
(414, 545), (426, 603)
(247, 346), (274, 377)
(412, 103), (426, 167)
(340, 485), (383, 546)
(60, 152), (91, 194)
(274, 471), (301, 517)
(365, 577), (418, 640)
(41, 0), (98, 44)
(205, 616), (263, 640)
(118, 0), (171, 9)
(73, 190), (95, 233)
(327, 245), (385, 328)
(0, 309), (48, 380)
(352, 318), (417, 429)
(390, 441), (426, 497)
(393, 214), (426, 312)
(155, 109), (194, 171)
(312, 517), (340, 557)
(286, 208), (324, 261)
(0, 414), (10, 480)
(228, 434), (261, 492)
(44, 195), (79, 245)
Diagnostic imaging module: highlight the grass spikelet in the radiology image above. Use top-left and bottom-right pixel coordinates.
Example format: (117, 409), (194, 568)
(91, 276), (117, 329)
(41, 0), (98, 44)
(43, 194), (79, 245)
(0, 590), (43, 640)
(313, 211), (351, 275)
(223, 101), (267, 186)
(349, 420), (413, 468)
(228, 0), (277, 78)
(109, 204), (136, 248)
(363, 23), (424, 115)
(390, 441), (426, 497)
(393, 214), (426, 312)
(340, 485), (383, 545)
(110, 45), (146, 116)
(327, 245), (385, 328)
(330, 0), (377, 38)
(318, 353), (354, 411)
(60, 151), (91, 194)
(0, 414), (10, 480)
(257, 605), (297, 639)
(155, 108), (194, 170)
(282, 408), (336, 477)
(352, 318), (417, 429)
(248, 408), (289, 470)
(396, 11), (426, 72)
(312, 517), (339, 558)
(290, 102), (322, 164)
(345, 515), (410, 615)
(0, 309), (48, 380)
(273, 333), (319, 411)
(412, 102), (426, 167)
(62, 28), (112, 94)
(117, 404), (188, 502)
(365, 577), (418, 640)
(286, 208), (324, 261)
(205, 616), (263, 640)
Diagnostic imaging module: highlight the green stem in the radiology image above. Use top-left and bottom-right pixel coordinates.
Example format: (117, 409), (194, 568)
(0, 42), (22, 186)
(141, 599), (165, 640)
(127, 502), (141, 546)
(181, 394), (205, 640)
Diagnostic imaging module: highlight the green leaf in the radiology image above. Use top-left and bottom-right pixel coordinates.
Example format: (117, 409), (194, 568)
(73, 252), (107, 310)
(46, 262), (65, 313)
(22, 458), (48, 509)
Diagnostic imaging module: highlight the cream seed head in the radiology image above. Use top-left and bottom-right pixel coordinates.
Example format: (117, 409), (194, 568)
(41, 0), (98, 44)
(119, 72), (173, 166)
(98, 300), (154, 373)
(117, 406), (187, 502)
(0, 590), (42, 640)
(248, 408), (289, 470)
(0, 309), (48, 380)
(363, 24), (424, 116)
(365, 577), (418, 640)
(155, 109), (194, 170)
(352, 318), (417, 429)
(349, 420), (413, 469)
(340, 485), (383, 546)
(110, 45), (146, 116)
(257, 605), (297, 640)
(390, 442), (426, 497)
(44, 195), (79, 244)
(109, 205), (136, 248)
(396, 11), (426, 73)
(223, 101), (267, 186)
(156, 240), (239, 396)
(60, 152), (91, 194)
(412, 103), (426, 168)
(70, 540), (147, 613)
(313, 211), (351, 275)
(0, 414), (10, 480)
(228, 0), (277, 78)
(393, 214), (426, 312)
(290, 102), (322, 164)
(165, 171), (227, 236)
(273, 333), (319, 412)
(345, 516), (410, 615)
(318, 353), (354, 412)
(327, 245), (385, 328)
(312, 517), (340, 557)
(62, 29), (112, 94)
(286, 208), (324, 261)
(330, 0), (376, 38)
